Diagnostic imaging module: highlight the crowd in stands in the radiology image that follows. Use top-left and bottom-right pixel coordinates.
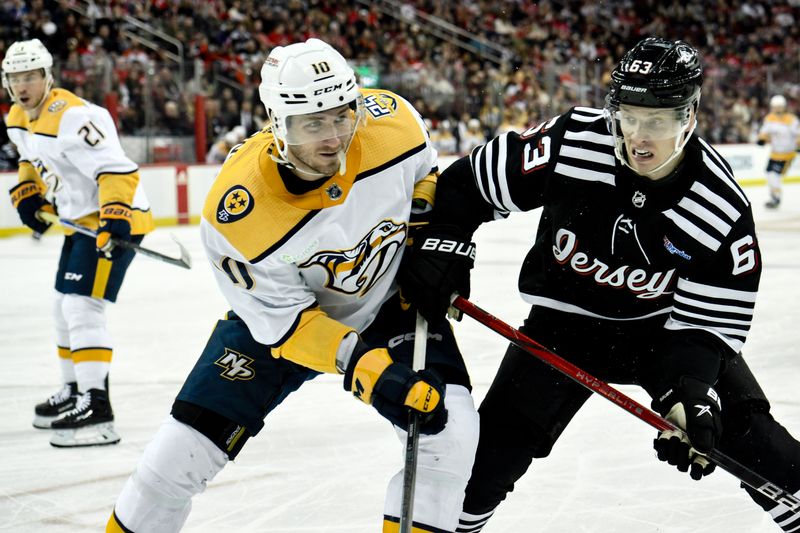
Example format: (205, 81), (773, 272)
(1, 0), (799, 165)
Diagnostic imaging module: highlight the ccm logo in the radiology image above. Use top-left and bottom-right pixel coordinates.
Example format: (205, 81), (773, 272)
(420, 237), (475, 259)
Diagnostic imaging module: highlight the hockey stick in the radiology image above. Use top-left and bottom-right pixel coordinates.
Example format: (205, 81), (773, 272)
(37, 211), (192, 269)
(452, 295), (800, 513)
(400, 313), (428, 533)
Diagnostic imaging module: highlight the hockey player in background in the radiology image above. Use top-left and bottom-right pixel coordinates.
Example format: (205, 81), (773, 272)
(107, 38), (478, 532)
(757, 94), (800, 208)
(400, 37), (800, 532)
(4, 39), (154, 447)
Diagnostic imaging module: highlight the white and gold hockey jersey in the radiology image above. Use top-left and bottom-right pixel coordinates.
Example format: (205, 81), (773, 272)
(6, 88), (154, 234)
(758, 111), (800, 160)
(201, 89), (437, 373)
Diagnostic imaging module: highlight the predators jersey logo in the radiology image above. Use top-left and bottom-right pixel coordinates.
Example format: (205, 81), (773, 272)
(215, 348), (256, 381)
(300, 219), (406, 295)
(217, 186), (254, 223)
(364, 93), (397, 119)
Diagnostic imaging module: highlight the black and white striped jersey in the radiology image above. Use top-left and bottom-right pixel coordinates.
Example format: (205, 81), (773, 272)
(437, 106), (760, 360)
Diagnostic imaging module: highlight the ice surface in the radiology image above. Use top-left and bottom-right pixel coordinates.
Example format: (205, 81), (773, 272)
(2, 184), (799, 532)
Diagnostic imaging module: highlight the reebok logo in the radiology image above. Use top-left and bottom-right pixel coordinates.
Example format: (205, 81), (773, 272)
(420, 237), (476, 260)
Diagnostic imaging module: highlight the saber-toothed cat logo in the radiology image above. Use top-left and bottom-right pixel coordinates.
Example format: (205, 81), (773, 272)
(300, 220), (406, 295)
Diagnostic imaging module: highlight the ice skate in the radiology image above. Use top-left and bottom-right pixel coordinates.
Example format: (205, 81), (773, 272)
(33, 382), (78, 429)
(50, 388), (120, 447)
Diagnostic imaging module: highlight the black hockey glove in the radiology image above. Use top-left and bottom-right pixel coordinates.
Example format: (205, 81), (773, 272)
(10, 181), (53, 234)
(651, 376), (722, 480)
(344, 343), (447, 435)
(399, 224), (475, 324)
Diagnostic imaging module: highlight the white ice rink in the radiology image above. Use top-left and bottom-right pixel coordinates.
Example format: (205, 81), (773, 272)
(3, 183), (800, 532)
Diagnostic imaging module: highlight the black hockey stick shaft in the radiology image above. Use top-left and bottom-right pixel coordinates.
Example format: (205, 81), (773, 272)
(400, 313), (428, 533)
(453, 296), (800, 513)
(38, 211), (192, 269)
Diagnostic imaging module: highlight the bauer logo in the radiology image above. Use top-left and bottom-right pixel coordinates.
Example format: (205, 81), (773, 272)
(217, 186), (254, 223)
(215, 348), (255, 381)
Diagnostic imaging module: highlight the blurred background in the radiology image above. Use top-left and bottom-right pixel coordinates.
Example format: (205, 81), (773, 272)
(0, 0), (796, 167)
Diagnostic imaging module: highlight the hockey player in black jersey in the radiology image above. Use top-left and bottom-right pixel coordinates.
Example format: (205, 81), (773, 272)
(401, 37), (800, 532)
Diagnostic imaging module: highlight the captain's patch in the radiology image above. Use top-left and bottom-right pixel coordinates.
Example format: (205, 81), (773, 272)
(217, 186), (254, 223)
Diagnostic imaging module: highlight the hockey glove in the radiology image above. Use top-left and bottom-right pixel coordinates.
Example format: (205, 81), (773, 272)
(344, 344), (447, 435)
(399, 224), (475, 324)
(652, 376), (722, 480)
(96, 203), (133, 260)
(10, 181), (53, 234)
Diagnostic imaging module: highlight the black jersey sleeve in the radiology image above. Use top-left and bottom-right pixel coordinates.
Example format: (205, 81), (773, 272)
(431, 113), (569, 233)
(662, 211), (761, 383)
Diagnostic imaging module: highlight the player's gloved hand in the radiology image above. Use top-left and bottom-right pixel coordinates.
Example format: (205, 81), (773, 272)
(10, 181), (54, 234)
(651, 376), (722, 480)
(344, 343), (447, 435)
(96, 203), (132, 260)
(399, 224), (475, 324)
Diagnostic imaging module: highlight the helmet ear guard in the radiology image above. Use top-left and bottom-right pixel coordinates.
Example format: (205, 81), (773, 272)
(1, 39), (54, 106)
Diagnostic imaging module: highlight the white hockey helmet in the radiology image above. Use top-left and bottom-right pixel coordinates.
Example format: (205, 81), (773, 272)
(1, 39), (54, 105)
(770, 94), (787, 111)
(259, 38), (364, 172)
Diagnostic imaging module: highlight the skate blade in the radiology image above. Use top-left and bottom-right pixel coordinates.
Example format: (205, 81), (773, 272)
(50, 422), (121, 448)
(32, 415), (59, 429)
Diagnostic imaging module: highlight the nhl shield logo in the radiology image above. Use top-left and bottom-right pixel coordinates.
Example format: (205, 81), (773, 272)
(217, 185), (254, 223)
(326, 183), (343, 200)
(632, 190), (646, 208)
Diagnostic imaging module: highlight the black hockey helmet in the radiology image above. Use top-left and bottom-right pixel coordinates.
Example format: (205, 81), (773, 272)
(606, 37), (702, 109)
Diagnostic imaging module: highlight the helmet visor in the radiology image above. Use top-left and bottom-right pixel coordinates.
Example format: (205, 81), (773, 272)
(612, 104), (691, 140)
(284, 103), (361, 146)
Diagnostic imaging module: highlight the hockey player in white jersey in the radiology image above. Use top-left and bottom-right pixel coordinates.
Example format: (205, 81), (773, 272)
(107, 38), (478, 532)
(757, 94), (800, 208)
(4, 39), (154, 447)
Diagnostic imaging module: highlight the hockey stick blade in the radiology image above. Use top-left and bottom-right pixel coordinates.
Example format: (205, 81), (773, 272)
(38, 211), (192, 269)
(452, 295), (800, 514)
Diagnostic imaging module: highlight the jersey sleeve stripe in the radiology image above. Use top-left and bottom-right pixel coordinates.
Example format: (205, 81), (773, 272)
(673, 293), (756, 316)
(677, 277), (757, 302)
(690, 181), (741, 222)
(663, 209), (721, 251)
(664, 319), (746, 352)
(554, 162), (616, 185)
(700, 147), (749, 206)
(676, 197), (732, 234)
(671, 306), (752, 328)
(563, 129), (615, 146)
(560, 145), (616, 167)
(494, 133), (521, 212)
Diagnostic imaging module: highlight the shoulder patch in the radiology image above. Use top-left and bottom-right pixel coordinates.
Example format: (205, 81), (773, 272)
(363, 92), (397, 119)
(48, 100), (67, 113)
(217, 185), (254, 223)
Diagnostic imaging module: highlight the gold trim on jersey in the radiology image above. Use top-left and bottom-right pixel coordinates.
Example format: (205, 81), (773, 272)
(6, 88), (85, 136)
(382, 517), (438, 533)
(98, 171), (140, 207)
(71, 347), (113, 364)
(269, 308), (356, 374)
(203, 89), (428, 264)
